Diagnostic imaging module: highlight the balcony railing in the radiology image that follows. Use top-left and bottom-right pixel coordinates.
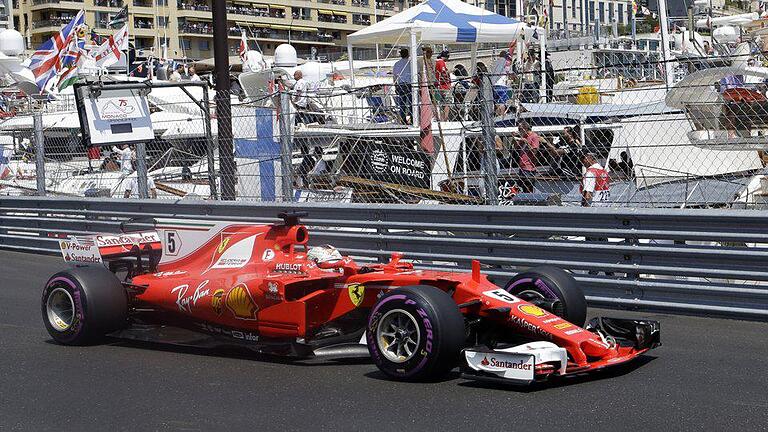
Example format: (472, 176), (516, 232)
(352, 18), (370, 25)
(133, 0), (152, 6)
(318, 0), (345, 4)
(180, 23), (213, 34)
(375, 1), (395, 10)
(32, 17), (77, 28)
(177, 1), (210, 11)
(32, 0), (83, 5)
(292, 13), (311, 20)
(95, 0), (123, 6)
(134, 20), (154, 28)
(351, 0), (369, 6)
(318, 15), (348, 23)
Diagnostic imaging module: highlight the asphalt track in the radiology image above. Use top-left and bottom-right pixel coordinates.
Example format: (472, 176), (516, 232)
(1, 250), (767, 432)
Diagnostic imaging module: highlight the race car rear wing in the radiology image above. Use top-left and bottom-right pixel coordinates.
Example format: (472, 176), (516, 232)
(59, 230), (162, 272)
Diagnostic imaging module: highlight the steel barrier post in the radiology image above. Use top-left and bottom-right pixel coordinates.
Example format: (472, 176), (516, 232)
(135, 141), (149, 199)
(33, 112), (45, 196)
(279, 90), (294, 202)
(480, 73), (499, 205)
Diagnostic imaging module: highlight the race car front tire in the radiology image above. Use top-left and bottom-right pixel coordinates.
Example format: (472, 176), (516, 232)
(504, 266), (587, 327)
(367, 285), (465, 381)
(41, 265), (128, 345)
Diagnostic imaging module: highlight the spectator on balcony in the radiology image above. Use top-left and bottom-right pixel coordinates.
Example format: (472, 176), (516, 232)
(392, 47), (412, 124)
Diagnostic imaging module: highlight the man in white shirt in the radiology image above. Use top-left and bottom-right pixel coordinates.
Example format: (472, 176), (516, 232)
(292, 70), (311, 124)
(124, 176), (157, 198)
(169, 65), (183, 82)
(392, 48), (413, 124)
(188, 66), (201, 82)
(111, 144), (134, 175)
(580, 153), (610, 207)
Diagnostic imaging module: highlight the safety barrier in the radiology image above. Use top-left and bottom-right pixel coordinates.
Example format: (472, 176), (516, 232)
(1, 196), (766, 320)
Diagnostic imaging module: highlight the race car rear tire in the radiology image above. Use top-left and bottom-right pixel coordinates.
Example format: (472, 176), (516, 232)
(41, 265), (127, 345)
(367, 285), (465, 381)
(504, 266), (587, 327)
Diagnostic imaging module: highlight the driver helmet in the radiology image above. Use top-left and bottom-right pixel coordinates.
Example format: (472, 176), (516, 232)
(307, 244), (342, 264)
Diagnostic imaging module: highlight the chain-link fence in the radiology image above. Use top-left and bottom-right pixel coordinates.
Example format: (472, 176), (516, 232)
(2, 45), (767, 209)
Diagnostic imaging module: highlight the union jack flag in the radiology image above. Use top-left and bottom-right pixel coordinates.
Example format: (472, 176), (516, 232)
(28, 10), (85, 92)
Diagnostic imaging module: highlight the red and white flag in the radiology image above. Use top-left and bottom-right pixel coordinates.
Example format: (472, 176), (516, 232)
(419, 69), (434, 155)
(239, 31), (248, 63)
(92, 24), (128, 68)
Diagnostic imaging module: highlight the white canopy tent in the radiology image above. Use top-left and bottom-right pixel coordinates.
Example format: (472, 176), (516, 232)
(347, 0), (535, 125)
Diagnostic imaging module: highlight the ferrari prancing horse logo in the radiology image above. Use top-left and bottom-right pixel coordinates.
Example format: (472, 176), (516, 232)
(347, 283), (365, 307)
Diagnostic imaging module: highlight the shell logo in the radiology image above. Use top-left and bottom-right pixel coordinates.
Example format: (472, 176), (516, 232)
(211, 289), (225, 315)
(226, 283), (258, 319)
(518, 304), (547, 317)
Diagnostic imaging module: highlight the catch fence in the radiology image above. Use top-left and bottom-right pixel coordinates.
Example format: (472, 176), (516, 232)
(1, 46), (767, 209)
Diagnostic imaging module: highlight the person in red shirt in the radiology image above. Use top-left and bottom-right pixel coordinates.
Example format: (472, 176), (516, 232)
(434, 50), (453, 121)
(580, 152), (610, 207)
(513, 120), (540, 193)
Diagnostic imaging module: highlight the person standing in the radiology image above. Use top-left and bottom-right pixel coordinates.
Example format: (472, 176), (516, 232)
(435, 50), (453, 121)
(124, 175), (157, 198)
(544, 53), (555, 102)
(513, 121), (540, 193)
(170, 65), (183, 82)
(580, 153), (610, 207)
(392, 48), (413, 125)
(543, 126), (582, 179)
(420, 46), (436, 119)
(111, 144), (134, 176)
(188, 66), (201, 81)
(292, 70), (311, 125)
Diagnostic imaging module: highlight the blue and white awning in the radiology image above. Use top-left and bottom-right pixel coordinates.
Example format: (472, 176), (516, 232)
(348, 0), (527, 45)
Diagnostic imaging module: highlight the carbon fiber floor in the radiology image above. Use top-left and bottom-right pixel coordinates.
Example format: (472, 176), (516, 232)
(1, 250), (766, 431)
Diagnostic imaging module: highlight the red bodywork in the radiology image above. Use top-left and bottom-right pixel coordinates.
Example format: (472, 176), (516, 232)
(121, 222), (650, 377)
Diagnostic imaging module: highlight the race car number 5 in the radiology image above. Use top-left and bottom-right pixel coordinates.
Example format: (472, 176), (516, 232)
(165, 230), (180, 256)
(483, 289), (520, 304)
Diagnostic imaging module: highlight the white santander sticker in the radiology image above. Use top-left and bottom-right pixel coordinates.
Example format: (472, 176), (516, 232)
(209, 234), (258, 270)
(483, 289), (520, 304)
(60, 240), (103, 265)
(465, 350), (535, 381)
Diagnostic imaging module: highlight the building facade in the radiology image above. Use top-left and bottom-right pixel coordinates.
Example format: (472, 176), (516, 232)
(483, 0), (634, 37)
(13, 0), (400, 60)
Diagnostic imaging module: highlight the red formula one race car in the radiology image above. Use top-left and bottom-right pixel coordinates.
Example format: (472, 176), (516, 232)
(42, 212), (660, 384)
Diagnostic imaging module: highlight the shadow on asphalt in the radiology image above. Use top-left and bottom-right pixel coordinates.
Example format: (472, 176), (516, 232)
(44, 337), (374, 366)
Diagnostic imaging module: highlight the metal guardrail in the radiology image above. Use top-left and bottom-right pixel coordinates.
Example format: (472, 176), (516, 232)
(1, 196), (767, 321)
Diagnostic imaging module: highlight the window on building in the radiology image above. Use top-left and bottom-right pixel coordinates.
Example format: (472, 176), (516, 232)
(199, 40), (209, 50)
(626, 3), (631, 22)
(588, 0), (594, 21)
(608, 3), (613, 21)
(158, 16), (168, 27)
(571, 0), (576, 18)
(598, 1), (604, 22)
(617, 3), (623, 23)
(157, 0), (166, 5)
(181, 39), (191, 50)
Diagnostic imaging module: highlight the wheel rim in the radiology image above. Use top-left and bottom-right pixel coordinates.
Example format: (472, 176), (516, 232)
(376, 309), (421, 363)
(46, 287), (75, 332)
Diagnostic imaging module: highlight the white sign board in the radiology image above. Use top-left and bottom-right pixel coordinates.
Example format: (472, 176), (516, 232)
(83, 88), (154, 145)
